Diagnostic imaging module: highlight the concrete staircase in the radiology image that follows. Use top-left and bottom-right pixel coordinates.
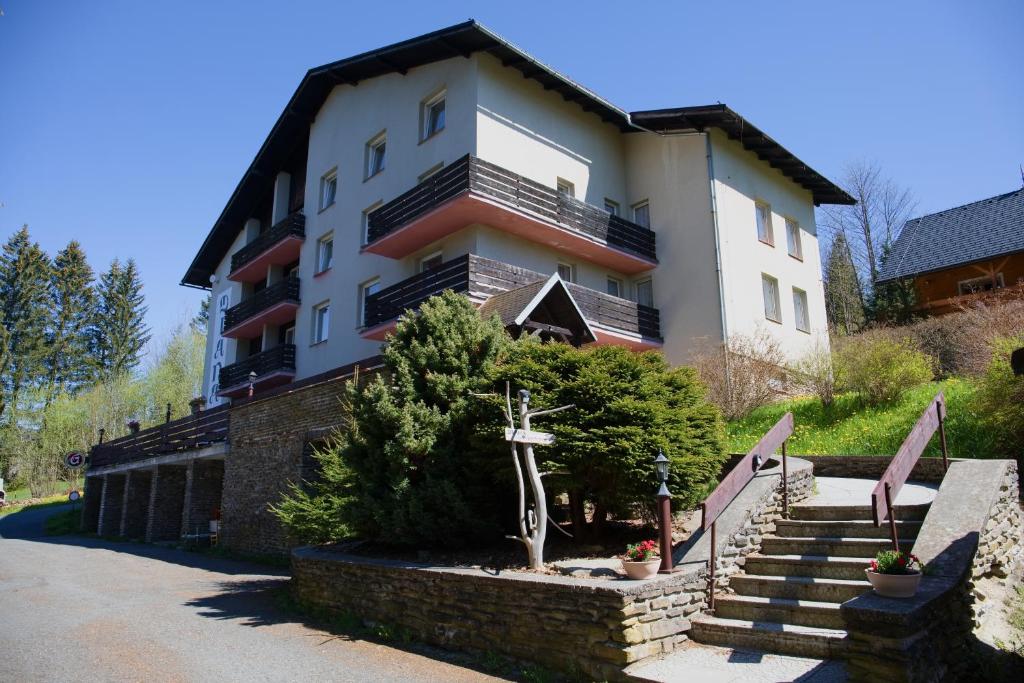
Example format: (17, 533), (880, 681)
(690, 500), (930, 659)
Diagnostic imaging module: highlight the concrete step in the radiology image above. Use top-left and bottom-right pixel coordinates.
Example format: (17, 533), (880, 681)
(789, 503), (930, 522)
(760, 535), (913, 558)
(729, 574), (870, 603)
(744, 554), (870, 581)
(713, 594), (845, 629)
(690, 615), (848, 659)
(774, 518), (922, 540)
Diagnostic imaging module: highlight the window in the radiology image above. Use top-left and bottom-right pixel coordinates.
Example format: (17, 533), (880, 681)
(606, 277), (622, 298)
(756, 202), (774, 245)
(365, 132), (386, 178)
(786, 219), (803, 260)
(316, 233), (333, 273)
(958, 273), (1004, 295)
(792, 287), (810, 332)
(556, 262), (575, 282)
(359, 278), (381, 326)
(312, 301), (330, 343)
(762, 274), (781, 323)
(421, 91), (446, 140)
(420, 251), (443, 272)
(635, 279), (654, 307)
(604, 199), (620, 216)
(418, 162), (444, 183)
(319, 169), (337, 211)
(281, 324), (296, 345)
(632, 201), (651, 229)
(556, 178), (575, 197)
(361, 200), (382, 245)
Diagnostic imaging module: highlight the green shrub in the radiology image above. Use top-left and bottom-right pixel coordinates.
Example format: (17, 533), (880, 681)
(975, 336), (1024, 457)
(834, 335), (933, 404)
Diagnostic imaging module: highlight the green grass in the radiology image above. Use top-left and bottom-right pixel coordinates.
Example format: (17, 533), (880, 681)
(727, 379), (997, 457)
(0, 494), (68, 517)
(44, 507), (83, 535)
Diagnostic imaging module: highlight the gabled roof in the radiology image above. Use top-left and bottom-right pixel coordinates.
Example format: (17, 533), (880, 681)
(877, 187), (1024, 283)
(478, 274), (596, 345)
(630, 105), (855, 206)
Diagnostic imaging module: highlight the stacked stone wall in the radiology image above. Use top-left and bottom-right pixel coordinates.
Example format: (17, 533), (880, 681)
(146, 465), (187, 542)
(121, 470), (152, 539)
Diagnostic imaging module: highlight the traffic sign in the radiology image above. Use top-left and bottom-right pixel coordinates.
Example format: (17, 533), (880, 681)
(65, 451), (85, 469)
(504, 428), (555, 445)
(68, 490), (81, 502)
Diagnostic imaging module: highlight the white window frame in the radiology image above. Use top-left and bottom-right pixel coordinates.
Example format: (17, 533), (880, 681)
(418, 162), (444, 183)
(361, 200), (383, 246)
(958, 273), (1004, 295)
(606, 276), (623, 298)
(756, 202), (774, 246)
(421, 90), (446, 141)
(632, 200), (651, 229)
(316, 232), (334, 274)
(762, 274), (781, 323)
(556, 178), (575, 197)
(556, 262), (576, 283)
(359, 278), (381, 326)
(419, 250), (443, 272)
(604, 199), (620, 216)
(786, 218), (803, 260)
(312, 301), (331, 344)
(365, 132), (387, 179)
(282, 324), (296, 346)
(792, 287), (810, 333)
(319, 169), (337, 212)
(635, 278), (654, 308)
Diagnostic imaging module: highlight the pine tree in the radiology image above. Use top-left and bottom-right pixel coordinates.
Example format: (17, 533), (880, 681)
(824, 232), (866, 335)
(0, 226), (53, 423)
(94, 258), (151, 379)
(45, 241), (97, 403)
(191, 294), (210, 334)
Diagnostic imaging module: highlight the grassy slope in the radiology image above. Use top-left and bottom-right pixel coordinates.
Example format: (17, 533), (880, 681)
(727, 379), (997, 457)
(0, 495), (67, 517)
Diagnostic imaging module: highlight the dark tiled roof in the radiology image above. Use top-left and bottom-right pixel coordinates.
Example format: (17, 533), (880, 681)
(477, 280), (546, 326)
(877, 188), (1024, 283)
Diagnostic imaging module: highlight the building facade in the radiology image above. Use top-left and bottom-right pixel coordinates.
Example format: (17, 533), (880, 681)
(183, 21), (853, 405)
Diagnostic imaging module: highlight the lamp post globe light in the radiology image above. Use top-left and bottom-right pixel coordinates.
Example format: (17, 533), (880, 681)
(654, 450), (674, 573)
(247, 370), (258, 398)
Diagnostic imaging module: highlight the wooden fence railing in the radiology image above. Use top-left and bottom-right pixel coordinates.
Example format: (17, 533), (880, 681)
(870, 392), (948, 549)
(89, 404), (230, 469)
(701, 412), (793, 610)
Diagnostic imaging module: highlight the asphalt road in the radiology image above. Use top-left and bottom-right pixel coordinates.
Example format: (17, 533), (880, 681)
(0, 504), (507, 683)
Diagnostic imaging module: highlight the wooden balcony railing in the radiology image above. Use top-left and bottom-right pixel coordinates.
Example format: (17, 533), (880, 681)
(222, 277), (300, 333)
(363, 254), (661, 339)
(219, 344), (296, 390)
(366, 155), (657, 262)
(230, 212), (305, 274)
(89, 404), (230, 469)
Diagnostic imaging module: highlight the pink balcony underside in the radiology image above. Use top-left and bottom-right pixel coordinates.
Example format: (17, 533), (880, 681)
(361, 318), (661, 350)
(227, 236), (304, 283)
(221, 301), (299, 339)
(217, 369), (295, 399)
(362, 194), (656, 275)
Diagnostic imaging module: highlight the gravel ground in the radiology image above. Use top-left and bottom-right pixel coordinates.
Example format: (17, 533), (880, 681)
(0, 504), (508, 683)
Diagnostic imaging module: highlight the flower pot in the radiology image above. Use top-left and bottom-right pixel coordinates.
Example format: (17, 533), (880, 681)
(621, 559), (661, 580)
(865, 569), (921, 598)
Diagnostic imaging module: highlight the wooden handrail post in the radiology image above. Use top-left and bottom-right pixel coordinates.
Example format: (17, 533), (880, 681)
(782, 439), (789, 519)
(884, 482), (900, 551)
(937, 401), (949, 473)
(707, 505), (717, 612)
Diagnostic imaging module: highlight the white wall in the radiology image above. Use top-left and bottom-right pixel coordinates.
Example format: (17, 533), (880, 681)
(709, 129), (830, 361)
(201, 229), (247, 402)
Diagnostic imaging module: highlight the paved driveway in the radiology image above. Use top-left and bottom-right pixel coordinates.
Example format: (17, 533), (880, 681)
(0, 505), (506, 682)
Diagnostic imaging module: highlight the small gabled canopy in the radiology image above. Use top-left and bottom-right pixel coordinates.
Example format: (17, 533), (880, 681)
(478, 274), (596, 346)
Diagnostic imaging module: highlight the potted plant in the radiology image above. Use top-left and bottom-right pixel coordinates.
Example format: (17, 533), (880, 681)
(621, 540), (661, 580)
(865, 549), (922, 598)
(127, 420), (141, 434)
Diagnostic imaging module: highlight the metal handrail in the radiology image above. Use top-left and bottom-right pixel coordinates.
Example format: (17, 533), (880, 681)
(870, 392), (948, 549)
(700, 412), (793, 610)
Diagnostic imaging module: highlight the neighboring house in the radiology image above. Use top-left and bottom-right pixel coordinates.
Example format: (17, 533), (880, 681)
(182, 20), (854, 404)
(877, 187), (1024, 315)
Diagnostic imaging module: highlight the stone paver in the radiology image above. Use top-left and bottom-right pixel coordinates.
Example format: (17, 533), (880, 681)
(807, 476), (938, 506)
(627, 642), (848, 683)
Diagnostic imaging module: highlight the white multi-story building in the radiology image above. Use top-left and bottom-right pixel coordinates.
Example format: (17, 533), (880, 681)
(182, 21), (853, 403)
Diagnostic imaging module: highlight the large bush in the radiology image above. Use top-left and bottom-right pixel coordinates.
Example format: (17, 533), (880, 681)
(694, 330), (787, 420)
(975, 336), (1024, 457)
(494, 341), (725, 539)
(834, 335), (933, 404)
(273, 291), (512, 547)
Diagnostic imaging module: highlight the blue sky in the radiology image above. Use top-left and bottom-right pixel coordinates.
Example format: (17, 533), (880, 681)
(1, 0), (1022, 348)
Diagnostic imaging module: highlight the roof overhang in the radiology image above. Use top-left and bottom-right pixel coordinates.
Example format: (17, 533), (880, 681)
(629, 105), (855, 207)
(478, 274), (597, 346)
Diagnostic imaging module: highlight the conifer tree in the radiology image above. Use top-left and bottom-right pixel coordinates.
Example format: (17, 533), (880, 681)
(45, 241), (96, 403)
(0, 226), (52, 423)
(191, 294), (210, 335)
(824, 232), (866, 335)
(94, 258), (151, 379)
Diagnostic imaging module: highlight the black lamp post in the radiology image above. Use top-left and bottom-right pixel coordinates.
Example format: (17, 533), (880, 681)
(654, 450), (674, 573)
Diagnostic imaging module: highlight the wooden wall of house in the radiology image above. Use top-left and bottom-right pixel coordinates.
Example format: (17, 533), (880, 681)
(912, 252), (1024, 315)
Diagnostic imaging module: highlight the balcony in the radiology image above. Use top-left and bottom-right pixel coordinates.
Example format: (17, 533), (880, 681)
(362, 254), (661, 349)
(217, 344), (296, 398)
(228, 212), (305, 283)
(221, 276), (300, 339)
(363, 156), (657, 274)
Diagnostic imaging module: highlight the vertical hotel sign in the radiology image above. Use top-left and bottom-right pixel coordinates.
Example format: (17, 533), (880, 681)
(207, 291), (231, 406)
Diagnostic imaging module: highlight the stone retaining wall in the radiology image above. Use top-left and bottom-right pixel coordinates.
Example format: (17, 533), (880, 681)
(797, 455), (950, 482)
